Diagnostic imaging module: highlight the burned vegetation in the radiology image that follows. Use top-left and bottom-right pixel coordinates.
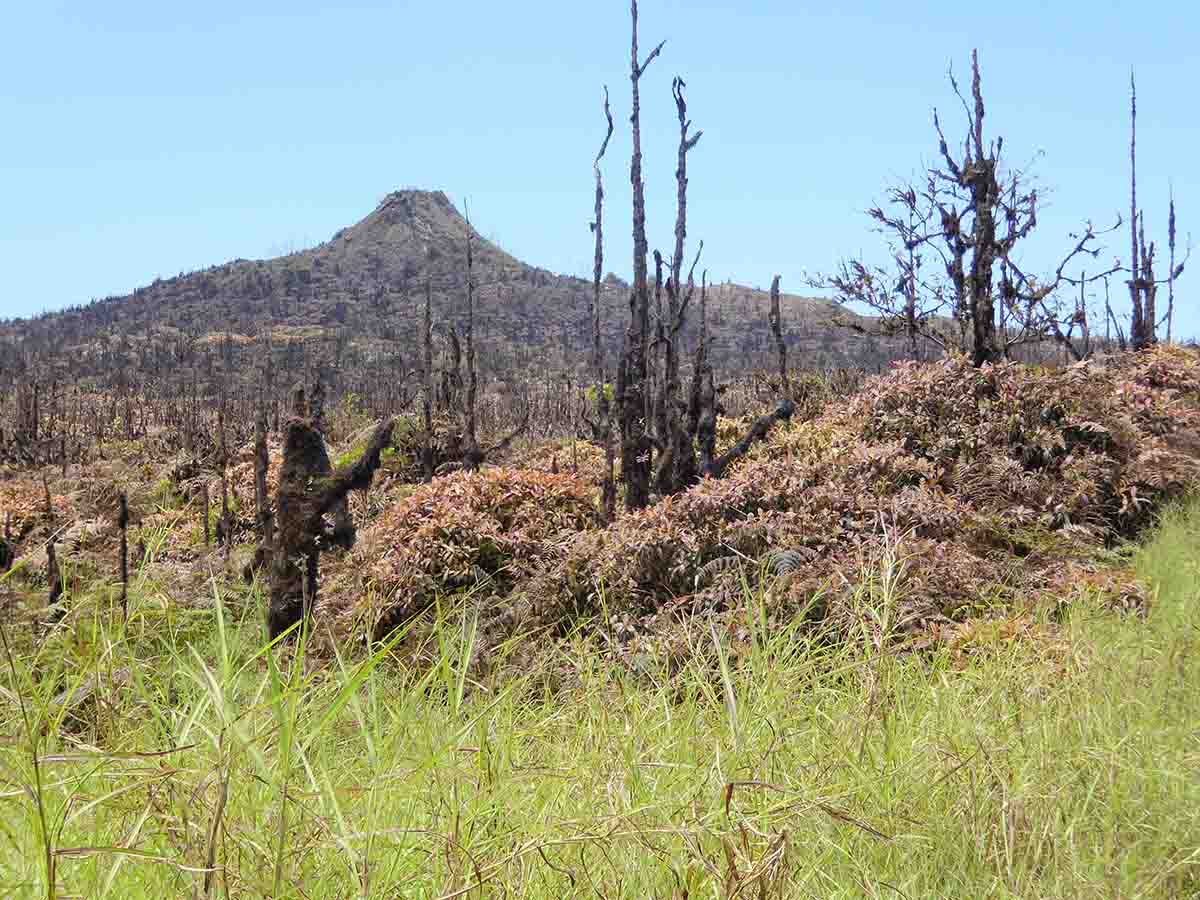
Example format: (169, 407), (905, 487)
(0, 2), (1194, 674)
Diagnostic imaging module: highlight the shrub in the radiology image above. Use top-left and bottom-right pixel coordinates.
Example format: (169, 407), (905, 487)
(532, 348), (1200, 637)
(350, 467), (601, 636)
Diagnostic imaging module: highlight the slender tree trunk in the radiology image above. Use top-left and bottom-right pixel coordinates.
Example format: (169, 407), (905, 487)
(620, 0), (663, 511)
(422, 273), (434, 482)
(590, 87), (617, 521)
(768, 275), (788, 393)
(1167, 187), (1177, 344)
(463, 205), (480, 468)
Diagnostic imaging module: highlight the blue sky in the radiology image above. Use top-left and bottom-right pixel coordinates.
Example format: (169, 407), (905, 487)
(2, 1), (1196, 337)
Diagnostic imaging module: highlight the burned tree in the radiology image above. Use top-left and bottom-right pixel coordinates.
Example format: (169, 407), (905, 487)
(814, 179), (955, 358)
(46, 542), (64, 616)
(266, 386), (394, 639)
(616, 0), (664, 511)
(588, 86), (617, 520)
(434, 205), (527, 474)
(818, 50), (1116, 365)
(117, 492), (129, 621)
(462, 205), (481, 469)
(422, 269), (435, 482)
(243, 398), (274, 583)
(1167, 187), (1177, 343)
(1126, 73), (1189, 350)
(650, 76), (704, 497)
(767, 275), (788, 393)
(599, 2), (795, 506)
(932, 51), (1006, 365)
(0, 514), (11, 573)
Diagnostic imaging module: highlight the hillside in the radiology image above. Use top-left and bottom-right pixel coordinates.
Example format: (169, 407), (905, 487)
(0, 190), (906, 394)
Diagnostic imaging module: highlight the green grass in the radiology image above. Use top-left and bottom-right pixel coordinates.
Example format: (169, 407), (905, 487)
(1, 502), (1198, 898)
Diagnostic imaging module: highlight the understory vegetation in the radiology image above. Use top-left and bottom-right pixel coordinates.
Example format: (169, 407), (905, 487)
(0, 345), (1197, 897)
(0, 493), (1197, 897)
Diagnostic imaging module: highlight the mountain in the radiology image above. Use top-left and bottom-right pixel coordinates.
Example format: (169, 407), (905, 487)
(0, 190), (905, 396)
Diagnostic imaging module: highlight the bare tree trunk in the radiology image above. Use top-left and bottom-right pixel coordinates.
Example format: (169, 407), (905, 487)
(463, 204), (481, 469)
(47, 541), (64, 615)
(692, 272), (717, 474)
(118, 492), (128, 621)
(422, 272), (434, 482)
(1167, 187), (1177, 343)
(0, 513), (12, 573)
(768, 275), (788, 394)
(244, 399), (274, 582)
(268, 413), (394, 639)
(619, 0), (664, 512)
(1127, 70), (1149, 351)
(1139, 215), (1158, 347)
(202, 481), (210, 546)
(590, 87), (617, 521)
(657, 77), (704, 495)
(217, 404), (232, 557)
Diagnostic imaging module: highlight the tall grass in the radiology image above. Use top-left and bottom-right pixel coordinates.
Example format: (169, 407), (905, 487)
(1, 501), (1197, 897)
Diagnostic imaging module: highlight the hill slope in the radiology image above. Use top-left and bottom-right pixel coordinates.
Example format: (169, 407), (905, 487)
(0, 190), (904, 392)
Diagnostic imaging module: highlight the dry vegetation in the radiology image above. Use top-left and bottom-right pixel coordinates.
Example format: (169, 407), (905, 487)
(1, 3), (1197, 895)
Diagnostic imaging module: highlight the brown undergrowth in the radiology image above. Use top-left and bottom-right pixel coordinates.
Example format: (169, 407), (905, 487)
(2, 347), (1198, 672)
(328, 346), (1200, 668)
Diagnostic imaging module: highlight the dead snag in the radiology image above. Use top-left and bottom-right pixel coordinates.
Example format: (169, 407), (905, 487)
(47, 541), (64, 615)
(267, 405), (394, 640)
(202, 482), (211, 546)
(652, 75), (704, 498)
(589, 86), (617, 521)
(1167, 187), (1176, 343)
(0, 513), (12, 572)
(244, 400), (274, 582)
(422, 270), (435, 483)
(768, 275), (788, 395)
(618, 0), (665, 511)
(463, 203), (481, 469)
(690, 272), (718, 474)
(1127, 71), (1149, 349)
(216, 405), (233, 554)
(117, 492), (129, 621)
(704, 400), (795, 479)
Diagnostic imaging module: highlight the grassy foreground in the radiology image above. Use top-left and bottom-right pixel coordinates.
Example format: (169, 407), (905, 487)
(1, 505), (1198, 898)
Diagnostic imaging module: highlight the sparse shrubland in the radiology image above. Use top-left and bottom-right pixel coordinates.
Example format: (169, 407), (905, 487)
(1, 461), (1197, 896)
(0, 1), (1196, 892)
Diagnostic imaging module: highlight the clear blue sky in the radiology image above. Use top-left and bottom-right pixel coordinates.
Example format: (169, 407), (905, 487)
(2, 1), (1196, 337)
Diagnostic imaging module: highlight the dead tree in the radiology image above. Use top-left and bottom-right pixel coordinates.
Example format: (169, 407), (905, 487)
(215, 404), (233, 554)
(819, 51), (1115, 364)
(47, 541), (64, 614)
(588, 86), (617, 520)
(616, 0), (664, 511)
(651, 76), (704, 497)
(1124, 74), (1189, 349)
(933, 51), (1006, 366)
(0, 514), (11, 572)
(243, 399), (274, 582)
(422, 270), (435, 482)
(117, 492), (129, 621)
(692, 273), (718, 474)
(1104, 275), (1128, 352)
(598, 8), (791, 502)
(202, 481), (211, 546)
(267, 388), (394, 639)
(1124, 72), (1162, 351)
(461, 204), (481, 468)
(1167, 187), (1177, 343)
(767, 275), (788, 393)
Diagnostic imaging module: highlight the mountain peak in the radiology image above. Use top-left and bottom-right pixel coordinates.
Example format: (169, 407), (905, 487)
(374, 189), (458, 218)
